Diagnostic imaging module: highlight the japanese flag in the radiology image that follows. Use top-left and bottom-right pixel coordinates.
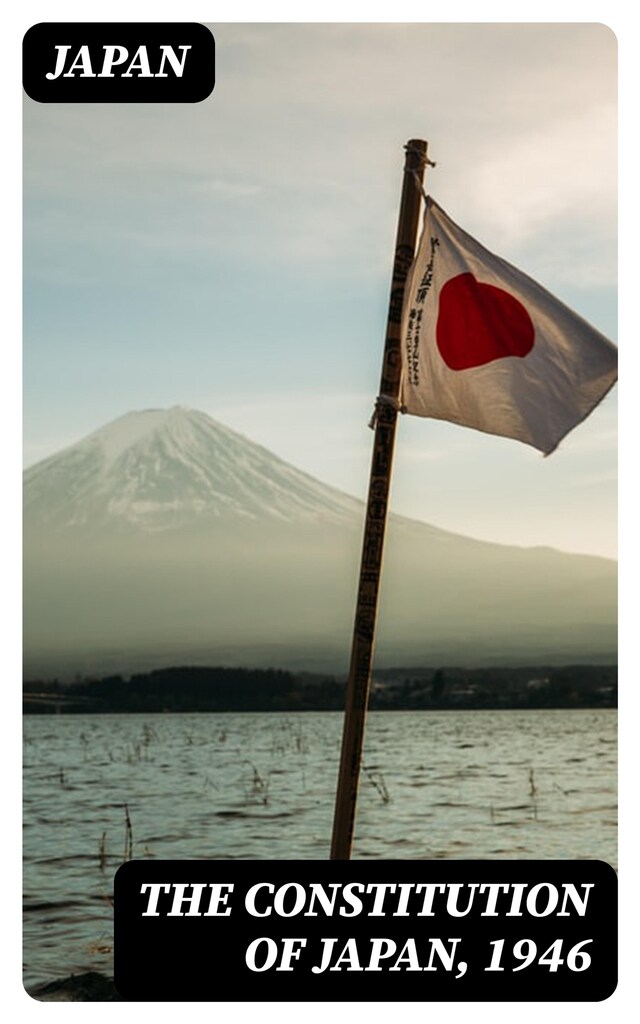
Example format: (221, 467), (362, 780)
(400, 198), (617, 455)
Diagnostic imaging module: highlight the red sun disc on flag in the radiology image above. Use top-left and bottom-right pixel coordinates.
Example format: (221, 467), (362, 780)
(436, 272), (535, 370)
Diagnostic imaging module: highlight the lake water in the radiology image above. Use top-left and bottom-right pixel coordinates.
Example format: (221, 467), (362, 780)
(23, 708), (616, 989)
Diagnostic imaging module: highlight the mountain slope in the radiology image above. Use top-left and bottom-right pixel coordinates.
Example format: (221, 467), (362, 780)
(23, 407), (616, 677)
(23, 406), (360, 533)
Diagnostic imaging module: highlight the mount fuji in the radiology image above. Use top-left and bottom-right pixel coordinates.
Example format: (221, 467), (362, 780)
(23, 407), (616, 677)
(23, 407), (361, 534)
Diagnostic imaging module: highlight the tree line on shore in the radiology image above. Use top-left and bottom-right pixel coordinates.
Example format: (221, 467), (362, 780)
(23, 663), (617, 714)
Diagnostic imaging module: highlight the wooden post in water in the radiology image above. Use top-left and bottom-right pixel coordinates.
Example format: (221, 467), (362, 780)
(330, 139), (429, 861)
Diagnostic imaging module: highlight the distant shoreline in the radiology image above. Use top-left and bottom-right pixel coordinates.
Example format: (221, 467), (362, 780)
(23, 663), (617, 715)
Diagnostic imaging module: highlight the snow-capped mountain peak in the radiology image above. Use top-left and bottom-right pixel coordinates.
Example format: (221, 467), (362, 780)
(23, 407), (616, 676)
(23, 406), (361, 533)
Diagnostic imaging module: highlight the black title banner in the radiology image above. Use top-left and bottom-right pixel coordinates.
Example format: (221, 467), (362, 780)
(23, 23), (215, 102)
(114, 859), (616, 1001)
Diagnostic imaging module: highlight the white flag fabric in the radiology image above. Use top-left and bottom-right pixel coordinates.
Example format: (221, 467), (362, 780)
(400, 198), (617, 455)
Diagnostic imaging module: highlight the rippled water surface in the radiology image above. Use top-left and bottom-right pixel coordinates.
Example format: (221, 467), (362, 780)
(23, 708), (616, 987)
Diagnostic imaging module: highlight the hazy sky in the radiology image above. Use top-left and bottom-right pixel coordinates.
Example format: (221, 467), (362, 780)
(23, 21), (618, 557)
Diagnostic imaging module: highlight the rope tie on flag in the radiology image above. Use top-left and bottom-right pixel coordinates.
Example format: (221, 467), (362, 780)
(368, 394), (402, 430)
(404, 143), (435, 203)
(404, 142), (436, 167)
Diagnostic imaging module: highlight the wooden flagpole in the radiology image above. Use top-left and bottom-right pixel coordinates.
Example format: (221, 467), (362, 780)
(330, 139), (430, 860)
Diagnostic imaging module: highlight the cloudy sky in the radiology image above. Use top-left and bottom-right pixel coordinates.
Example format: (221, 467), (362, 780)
(23, 21), (618, 557)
